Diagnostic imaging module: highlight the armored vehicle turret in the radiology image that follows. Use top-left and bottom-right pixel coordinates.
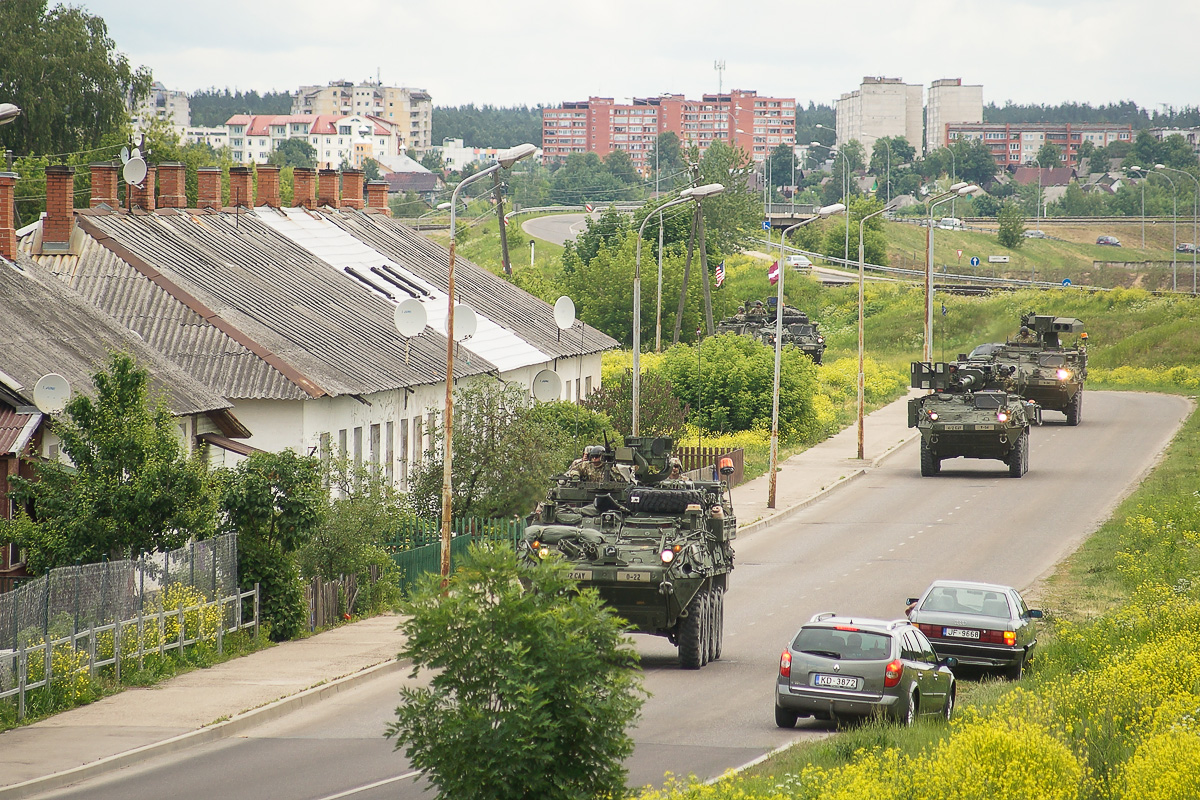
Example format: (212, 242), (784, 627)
(908, 361), (1042, 477)
(522, 436), (736, 669)
(966, 314), (1087, 425)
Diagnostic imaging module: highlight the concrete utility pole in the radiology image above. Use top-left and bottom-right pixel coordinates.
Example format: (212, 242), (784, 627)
(492, 171), (511, 275)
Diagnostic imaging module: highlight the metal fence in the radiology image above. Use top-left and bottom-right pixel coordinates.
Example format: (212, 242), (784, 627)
(0, 534), (238, 653)
(384, 517), (526, 596)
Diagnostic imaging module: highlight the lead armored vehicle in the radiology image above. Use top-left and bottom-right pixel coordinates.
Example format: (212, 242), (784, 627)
(522, 436), (736, 669)
(909, 361), (1042, 477)
(972, 314), (1087, 425)
(717, 298), (826, 363)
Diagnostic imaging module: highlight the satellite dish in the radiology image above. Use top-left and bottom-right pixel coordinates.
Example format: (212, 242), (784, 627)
(130, 147), (141, 161)
(119, 146), (130, 164)
(393, 298), (427, 337)
(532, 369), (562, 402)
(553, 295), (576, 331)
(445, 303), (477, 341)
(122, 156), (147, 186)
(33, 373), (70, 414)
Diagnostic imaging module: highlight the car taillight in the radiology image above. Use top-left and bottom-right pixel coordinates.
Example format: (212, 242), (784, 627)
(916, 623), (941, 638)
(779, 650), (792, 678)
(1004, 630), (1016, 646)
(884, 658), (903, 688)
(979, 629), (1016, 646)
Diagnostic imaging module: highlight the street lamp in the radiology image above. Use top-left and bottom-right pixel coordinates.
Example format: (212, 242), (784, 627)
(925, 183), (978, 361)
(857, 201), (896, 459)
(811, 139), (851, 266)
(633, 182), (725, 435)
(0, 104), (21, 125)
(438, 142), (536, 581)
(1151, 166), (1178, 291)
(878, 137), (892, 208)
(1128, 166), (1149, 249)
(1156, 164), (1195, 293)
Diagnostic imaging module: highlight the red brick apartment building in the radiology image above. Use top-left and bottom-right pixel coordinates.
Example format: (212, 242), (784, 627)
(542, 90), (796, 173)
(942, 122), (1133, 170)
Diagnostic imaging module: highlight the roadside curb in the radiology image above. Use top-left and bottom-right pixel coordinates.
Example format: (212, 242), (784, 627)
(0, 657), (405, 800)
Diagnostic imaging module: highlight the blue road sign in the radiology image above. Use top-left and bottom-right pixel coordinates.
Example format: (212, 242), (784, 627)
(762, 220), (771, 231)
(970, 256), (980, 266)
(1062, 278), (1072, 286)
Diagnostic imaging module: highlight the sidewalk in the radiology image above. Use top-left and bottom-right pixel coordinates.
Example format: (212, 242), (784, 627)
(0, 394), (920, 799)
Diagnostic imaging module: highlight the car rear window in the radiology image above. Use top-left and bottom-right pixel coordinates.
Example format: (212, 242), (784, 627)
(921, 587), (1012, 618)
(792, 627), (892, 660)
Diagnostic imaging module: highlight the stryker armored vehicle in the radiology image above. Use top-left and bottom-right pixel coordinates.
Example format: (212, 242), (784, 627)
(522, 436), (736, 669)
(984, 314), (1087, 425)
(909, 361), (1042, 477)
(716, 298), (826, 363)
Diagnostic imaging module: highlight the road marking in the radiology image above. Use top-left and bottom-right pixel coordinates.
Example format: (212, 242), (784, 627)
(314, 771), (423, 799)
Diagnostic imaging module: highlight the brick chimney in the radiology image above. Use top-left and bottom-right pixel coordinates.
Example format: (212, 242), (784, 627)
(42, 165), (75, 251)
(317, 169), (339, 207)
(293, 167), (316, 208)
(0, 172), (17, 261)
(129, 166), (156, 211)
(90, 162), (119, 208)
(366, 180), (391, 215)
(157, 162), (187, 209)
(255, 164), (281, 207)
(197, 167), (222, 209)
(340, 169), (364, 209)
(228, 166), (253, 208)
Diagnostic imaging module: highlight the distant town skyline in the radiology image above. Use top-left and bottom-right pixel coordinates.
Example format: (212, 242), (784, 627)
(83, 0), (1196, 112)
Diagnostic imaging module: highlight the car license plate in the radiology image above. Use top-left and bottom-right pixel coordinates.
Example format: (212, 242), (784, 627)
(944, 627), (980, 639)
(568, 570), (592, 581)
(617, 571), (649, 582)
(813, 673), (860, 690)
(943, 424), (963, 431)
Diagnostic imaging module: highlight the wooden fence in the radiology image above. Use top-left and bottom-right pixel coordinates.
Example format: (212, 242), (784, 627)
(673, 446), (745, 487)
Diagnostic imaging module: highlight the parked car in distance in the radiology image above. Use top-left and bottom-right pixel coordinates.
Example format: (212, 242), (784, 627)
(1096, 235), (1121, 247)
(786, 254), (813, 271)
(1023, 229), (1047, 239)
(1176, 242), (1196, 253)
(774, 612), (956, 728)
(906, 579), (1042, 680)
(937, 217), (965, 230)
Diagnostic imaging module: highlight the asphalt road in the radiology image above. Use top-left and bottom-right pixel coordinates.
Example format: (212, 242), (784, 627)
(26, 391), (1189, 800)
(521, 212), (593, 246)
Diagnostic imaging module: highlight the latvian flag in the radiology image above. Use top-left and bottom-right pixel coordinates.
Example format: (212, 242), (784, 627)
(768, 260), (780, 286)
(714, 260), (726, 287)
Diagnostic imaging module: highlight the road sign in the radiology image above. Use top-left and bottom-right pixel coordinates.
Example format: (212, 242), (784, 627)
(957, 249), (963, 258)
(989, 255), (1010, 263)
(970, 256), (980, 267)
(1062, 278), (1072, 286)
(762, 220), (771, 231)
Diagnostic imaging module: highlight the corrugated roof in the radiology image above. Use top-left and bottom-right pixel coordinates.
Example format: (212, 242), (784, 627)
(0, 256), (237, 419)
(0, 406), (39, 456)
(255, 209), (551, 373)
(326, 212), (619, 360)
(72, 209), (493, 395)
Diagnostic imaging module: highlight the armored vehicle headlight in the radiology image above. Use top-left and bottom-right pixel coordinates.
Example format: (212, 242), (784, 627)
(1056, 368), (1071, 380)
(997, 410), (1009, 422)
(817, 336), (825, 343)
(538, 546), (551, 559)
(927, 410), (939, 421)
(660, 549), (675, 564)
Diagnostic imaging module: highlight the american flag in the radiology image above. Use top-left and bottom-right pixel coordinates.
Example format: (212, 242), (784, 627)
(714, 260), (725, 287)
(768, 260), (780, 286)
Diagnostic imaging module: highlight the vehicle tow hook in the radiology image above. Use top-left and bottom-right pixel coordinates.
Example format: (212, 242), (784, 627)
(659, 581), (674, 596)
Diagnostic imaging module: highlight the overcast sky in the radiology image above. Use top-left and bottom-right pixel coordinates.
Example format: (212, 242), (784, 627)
(81, 0), (1195, 112)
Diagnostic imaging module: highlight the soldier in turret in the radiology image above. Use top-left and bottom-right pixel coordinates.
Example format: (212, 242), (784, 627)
(568, 445), (625, 482)
(1015, 325), (1038, 344)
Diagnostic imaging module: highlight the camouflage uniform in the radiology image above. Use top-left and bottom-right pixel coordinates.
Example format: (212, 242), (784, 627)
(1015, 327), (1037, 344)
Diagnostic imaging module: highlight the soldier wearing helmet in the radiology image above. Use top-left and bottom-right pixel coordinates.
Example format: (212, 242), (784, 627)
(569, 445), (621, 482)
(1015, 325), (1037, 344)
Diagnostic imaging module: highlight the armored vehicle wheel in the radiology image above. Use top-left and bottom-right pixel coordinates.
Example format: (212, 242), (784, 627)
(713, 589), (724, 661)
(705, 590), (720, 664)
(812, 353), (823, 365)
(1008, 431), (1028, 478)
(775, 704), (799, 728)
(1065, 390), (1082, 426)
(678, 592), (705, 669)
(700, 590), (713, 666)
(920, 440), (941, 477)
(629, 487), (703, 514)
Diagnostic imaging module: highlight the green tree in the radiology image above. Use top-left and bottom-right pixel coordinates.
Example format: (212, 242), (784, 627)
(2, 352), (214, 573)
(603, 148), (638, 186)
(269, 138), (317, 168)
(581, 368), (688, 438)
(869, 137), (915, 198)
(766, 142), (797, 193)
(385, 543), (643, 800)
(696, 140), (760, 255)
(407, 380), (574, 520)
(997, 201), (1025, 248)
(431, 104), (543, 149)
(187, 88), (292, 127)
(647, 131), (687, 190)
(821, 196), (887, 267)
(573, 205), (631, 266)
(1053, 182), (1109, 217)
(956, 138), (1000, 186)
(419, 150), (445, 174)
(1076, 139), (1097, 173)
(1036, 142), (1063, 168)
(549, 151), (629, 205)
(0, 0), (150, 158)
(218, 450), (323, 641)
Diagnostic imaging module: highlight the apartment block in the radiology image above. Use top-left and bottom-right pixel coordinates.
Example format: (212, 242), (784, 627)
(292, 80), (433, 151)
(130, 81), (190, 134)
(834, 77), (922, 151)
(926, 78), (983, 154)
(542, 90), (795, 172)
(946, 122), (1133, 169)
(224, 114), (407, 170)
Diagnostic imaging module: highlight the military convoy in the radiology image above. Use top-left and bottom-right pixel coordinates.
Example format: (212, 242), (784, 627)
(716, 298), (827, 364)
(991, 314), (1087, 425)
(909, 361), (1042, 477)
(522, 436), (736, 669)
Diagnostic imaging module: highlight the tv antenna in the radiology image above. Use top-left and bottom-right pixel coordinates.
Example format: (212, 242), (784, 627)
(714, 60), (726, 94)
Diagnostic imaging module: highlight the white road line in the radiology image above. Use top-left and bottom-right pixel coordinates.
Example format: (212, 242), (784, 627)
(314, 771), (423, 800)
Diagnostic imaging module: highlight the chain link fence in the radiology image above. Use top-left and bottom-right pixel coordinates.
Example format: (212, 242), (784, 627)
(0, 534), (238, 652)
